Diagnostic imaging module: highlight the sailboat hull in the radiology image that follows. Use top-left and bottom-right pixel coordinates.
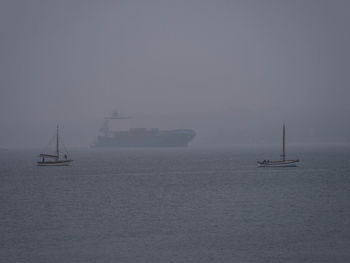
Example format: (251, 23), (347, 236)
(257, 159), (299, 168)
(37, 160), (73, 166)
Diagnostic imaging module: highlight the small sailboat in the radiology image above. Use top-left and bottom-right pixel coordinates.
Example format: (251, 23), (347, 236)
(37, 125), (73, 166)
(258, 123), (299, 167)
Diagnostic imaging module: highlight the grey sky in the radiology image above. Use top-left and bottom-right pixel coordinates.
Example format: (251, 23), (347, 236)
(1, 0), (349, 147)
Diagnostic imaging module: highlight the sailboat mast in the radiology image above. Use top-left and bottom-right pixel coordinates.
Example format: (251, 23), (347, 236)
(282, 123), (286, 161)
(56, 125), (59, 159)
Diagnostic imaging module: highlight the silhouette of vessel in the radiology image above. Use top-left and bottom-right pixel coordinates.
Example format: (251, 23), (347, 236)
(92, 111), (196, 148)
(257, 123), (299, 167)
(37, 125), (73, 166)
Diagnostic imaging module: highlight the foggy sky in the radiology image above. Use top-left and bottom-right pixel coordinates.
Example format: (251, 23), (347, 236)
(1, 0), (350, 147)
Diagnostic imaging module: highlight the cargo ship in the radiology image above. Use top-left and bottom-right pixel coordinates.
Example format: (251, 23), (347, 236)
(92, 111), (196, 148)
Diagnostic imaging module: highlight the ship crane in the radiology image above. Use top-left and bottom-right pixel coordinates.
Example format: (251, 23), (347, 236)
(105, 110), (131, 120)
(102, 110), (131, 136)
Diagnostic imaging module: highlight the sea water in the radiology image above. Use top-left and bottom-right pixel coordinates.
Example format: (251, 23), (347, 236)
(1, 146), (349, 262)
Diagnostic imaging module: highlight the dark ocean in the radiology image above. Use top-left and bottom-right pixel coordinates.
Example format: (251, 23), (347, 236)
(1, 146), (350, 263)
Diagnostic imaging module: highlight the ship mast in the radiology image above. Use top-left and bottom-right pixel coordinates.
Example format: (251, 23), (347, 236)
(282, 123), (286, 161)
(56, 125), (59, 159)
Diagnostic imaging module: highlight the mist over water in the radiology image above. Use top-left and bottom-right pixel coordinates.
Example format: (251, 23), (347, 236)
(1, 0), (350, 148)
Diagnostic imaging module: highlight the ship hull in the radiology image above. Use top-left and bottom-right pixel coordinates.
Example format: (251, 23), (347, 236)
(93, 129), (196, 148)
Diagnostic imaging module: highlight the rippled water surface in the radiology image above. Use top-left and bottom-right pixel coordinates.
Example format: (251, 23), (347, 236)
(1, 146), (350, 262)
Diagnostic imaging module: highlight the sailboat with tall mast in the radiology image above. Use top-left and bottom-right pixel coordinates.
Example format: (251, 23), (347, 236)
(37, 125), (73, 166)
(257, 123), (299, 167)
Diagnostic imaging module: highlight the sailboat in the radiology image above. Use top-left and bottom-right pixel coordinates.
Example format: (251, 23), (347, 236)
(37, 125), (73, 166)
(257, 123), (299, 167)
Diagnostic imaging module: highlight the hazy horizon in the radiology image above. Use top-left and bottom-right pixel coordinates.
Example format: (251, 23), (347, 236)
(1, 0), (349, 148)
